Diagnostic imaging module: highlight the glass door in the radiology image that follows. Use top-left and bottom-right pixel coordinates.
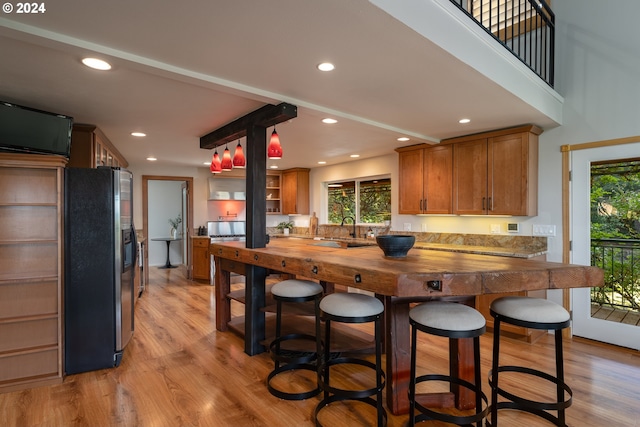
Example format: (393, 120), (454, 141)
(571, 142), (640, 350)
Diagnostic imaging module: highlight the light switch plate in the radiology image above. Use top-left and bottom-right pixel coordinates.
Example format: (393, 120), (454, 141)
(490, 224), (501, 234)
(403, 223), (412, 231)
(533, 224), (556, 236)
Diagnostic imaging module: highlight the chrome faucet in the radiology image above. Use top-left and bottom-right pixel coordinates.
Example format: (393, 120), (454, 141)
(341, 216), (356, 238)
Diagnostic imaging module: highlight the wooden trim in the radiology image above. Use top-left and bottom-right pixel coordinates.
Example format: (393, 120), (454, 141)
(440, 124), (542, 145)
(142, 175), (194, 281)
(561, 135), (640, 152)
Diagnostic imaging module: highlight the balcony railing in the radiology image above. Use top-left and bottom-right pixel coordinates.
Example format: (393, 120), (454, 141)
(449, 0), (555, 87)
(590, 239), (640, 312)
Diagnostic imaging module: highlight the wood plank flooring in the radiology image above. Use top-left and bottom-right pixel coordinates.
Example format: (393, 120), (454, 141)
(1, 267), (639, 426)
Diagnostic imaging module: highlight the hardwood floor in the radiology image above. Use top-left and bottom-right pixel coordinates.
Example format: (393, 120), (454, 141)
(1, 267), (639, 426)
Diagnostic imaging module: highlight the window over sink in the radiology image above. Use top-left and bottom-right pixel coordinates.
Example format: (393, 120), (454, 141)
(327, 176), (391, 224)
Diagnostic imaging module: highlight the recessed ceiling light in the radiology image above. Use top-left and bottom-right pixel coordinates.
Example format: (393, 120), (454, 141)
(146, 157), (157, 161)
(317, 62), (335, 71)
(397, 137), (410, 142)
(459, 118), (471, 124)
(318, 161), (327, 165)
(350, 154), (360, 158)
(82, 57), (112, 71)
(322, 118), (338, 124)
(131, 132), (146, 137)
(204, 162), (211, 166)
(269, 165), (279, 169)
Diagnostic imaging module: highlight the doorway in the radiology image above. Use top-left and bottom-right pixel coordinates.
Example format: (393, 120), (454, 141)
(570, 140), (640, 350)
(142, 175), (194, 279)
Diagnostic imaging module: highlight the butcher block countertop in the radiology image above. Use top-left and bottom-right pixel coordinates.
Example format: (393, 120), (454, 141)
(210, 237), (603, 298)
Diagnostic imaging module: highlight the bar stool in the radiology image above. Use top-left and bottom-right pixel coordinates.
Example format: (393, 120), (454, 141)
(408, 301), (488, 427)
(314, 292), (387, 427)
(488, 296), (572, 426)
(267, 279), (323, 400)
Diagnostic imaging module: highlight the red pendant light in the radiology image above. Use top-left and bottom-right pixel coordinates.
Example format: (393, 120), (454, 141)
(210, 150), (222, 174)
(232, 140), (246, 168)
(268, 127), (283, 159)
(221, 144), (233, 171)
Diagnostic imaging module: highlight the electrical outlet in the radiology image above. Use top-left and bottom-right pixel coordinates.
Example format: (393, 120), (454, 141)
(421, 223), (428, 232)
(490, 224), (501, 234)
(533, 224), (556, 236)
(403, 223), (412, 231)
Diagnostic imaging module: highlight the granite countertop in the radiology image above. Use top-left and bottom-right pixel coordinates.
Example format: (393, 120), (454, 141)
(270, 233), (546, 259)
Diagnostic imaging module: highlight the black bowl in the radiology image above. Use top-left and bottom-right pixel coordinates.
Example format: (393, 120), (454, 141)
(375, 235), (416, 258)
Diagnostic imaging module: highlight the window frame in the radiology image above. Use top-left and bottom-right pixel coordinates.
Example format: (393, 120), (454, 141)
(326, 174), (391, 225)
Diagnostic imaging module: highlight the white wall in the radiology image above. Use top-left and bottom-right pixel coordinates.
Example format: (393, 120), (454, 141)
(148, 180), (183, 266)
(127, 161), (213, 231)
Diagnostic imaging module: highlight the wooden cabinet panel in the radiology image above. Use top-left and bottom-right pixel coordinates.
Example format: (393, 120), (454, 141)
(423, 145), (453, 214)
(450, 125), (540, 216)
(453, 139), (488, 215)
(489, 132), (538, 215)
(398, 149), (423, 214)
(0, 153), (65, 392)
(397, 145), (452, 214)
(192, 238), (210, 281)
(282, 168), (309, 215)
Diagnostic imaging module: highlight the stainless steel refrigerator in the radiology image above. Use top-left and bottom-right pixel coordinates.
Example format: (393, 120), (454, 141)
(64, 166), (136, 374)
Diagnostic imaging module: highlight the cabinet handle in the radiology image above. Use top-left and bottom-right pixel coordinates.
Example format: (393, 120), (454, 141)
(482, 197), (486, 210)
(423, 198), (426, 212)
(488, 197), (493, 211)
(419, 199), (423, 212)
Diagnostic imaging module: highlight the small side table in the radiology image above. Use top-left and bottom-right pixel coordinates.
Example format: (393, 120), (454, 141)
(151, 237), (182, 269)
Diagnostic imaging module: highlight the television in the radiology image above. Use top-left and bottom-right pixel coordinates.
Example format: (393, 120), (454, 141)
(0, 101), (73, 158)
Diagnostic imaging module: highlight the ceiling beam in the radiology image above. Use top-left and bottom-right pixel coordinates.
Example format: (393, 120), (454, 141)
(199, 102), (297, 149)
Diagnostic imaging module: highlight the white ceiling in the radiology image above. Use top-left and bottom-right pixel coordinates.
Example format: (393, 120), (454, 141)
(0, 0), (562, 171)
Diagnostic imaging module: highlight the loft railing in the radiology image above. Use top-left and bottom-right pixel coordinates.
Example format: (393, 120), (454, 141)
(449, 0), (555, 87)
(590, 239), (640, 312)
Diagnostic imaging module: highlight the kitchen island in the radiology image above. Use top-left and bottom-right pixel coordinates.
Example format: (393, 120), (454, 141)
(211, 237), (603, 415)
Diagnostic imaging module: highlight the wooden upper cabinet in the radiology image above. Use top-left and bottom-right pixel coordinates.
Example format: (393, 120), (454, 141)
(282, 168), (310, 215)
(452, 139), (489, 215)
(397, 144), (452, 214)
(68, 124), (128, 169)
(449, 125), (540, 216)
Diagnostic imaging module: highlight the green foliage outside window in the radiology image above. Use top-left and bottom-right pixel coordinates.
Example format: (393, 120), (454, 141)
(590, 159), (640, 311)
(328, 178), (391, 224)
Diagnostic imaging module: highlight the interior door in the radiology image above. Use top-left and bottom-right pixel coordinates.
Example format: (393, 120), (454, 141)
(571, 142), (640, 350)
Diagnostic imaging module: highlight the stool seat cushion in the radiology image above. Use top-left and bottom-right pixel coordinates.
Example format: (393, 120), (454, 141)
(320, 292), (384, 318)
(491, 296), (570, 323)
(410, 301), (486, 332)
(271, 279), (323, 298)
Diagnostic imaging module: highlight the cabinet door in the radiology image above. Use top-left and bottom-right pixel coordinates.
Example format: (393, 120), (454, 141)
(453, 139), (487, 215)
(423, 145), (453, 214)
(192, 239), (210, 280)
(398, 149), (424, 214)
(488, 132), (536, 215)
(282, 169), (309, 215)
